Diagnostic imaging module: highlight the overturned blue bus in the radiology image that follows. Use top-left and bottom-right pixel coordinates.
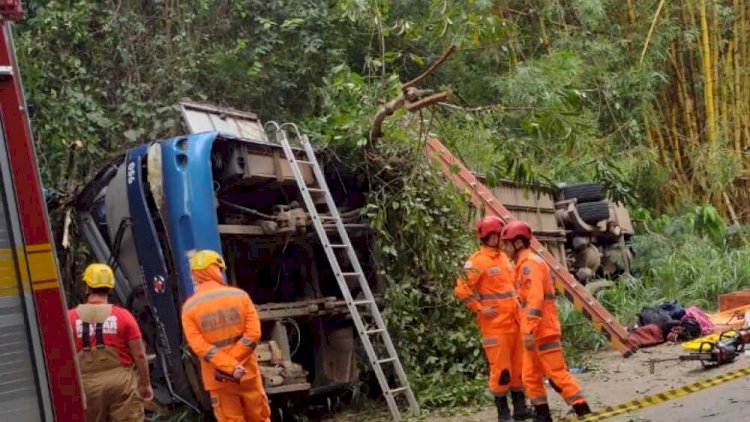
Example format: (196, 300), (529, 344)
(75, 102), (385, 416)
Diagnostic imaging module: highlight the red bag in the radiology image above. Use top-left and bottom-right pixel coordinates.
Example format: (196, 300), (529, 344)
(628, 324), (664, 347)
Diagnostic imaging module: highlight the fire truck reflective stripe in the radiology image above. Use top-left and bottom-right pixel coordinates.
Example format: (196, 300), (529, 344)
(25, 244), (52, 253)
(213, 336), (241, 348)
(26, 245), (57, 285)
(31, 281), (58, 292)
(0, 252), (18, 296)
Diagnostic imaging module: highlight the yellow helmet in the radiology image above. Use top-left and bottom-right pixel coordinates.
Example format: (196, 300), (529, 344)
(82, 263), (115, 289)
(189, 250), (227, 271)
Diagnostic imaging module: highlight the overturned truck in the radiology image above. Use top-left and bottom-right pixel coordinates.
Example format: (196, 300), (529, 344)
(75, 102), (384, 414)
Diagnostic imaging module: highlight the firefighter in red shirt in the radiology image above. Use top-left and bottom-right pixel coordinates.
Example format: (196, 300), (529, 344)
(499, 221), (591, 421)
(456, 217), (531, 421)
(68, 263), (153, 422)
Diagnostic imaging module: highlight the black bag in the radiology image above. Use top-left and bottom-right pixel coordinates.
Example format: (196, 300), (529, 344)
(638, 307), (682, 335)
(657, 300), (686, 320)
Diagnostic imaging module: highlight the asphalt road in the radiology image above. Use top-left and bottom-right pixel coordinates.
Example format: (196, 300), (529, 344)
(613, 375), (750, 421)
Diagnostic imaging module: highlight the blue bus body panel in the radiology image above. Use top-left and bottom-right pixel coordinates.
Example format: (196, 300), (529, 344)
(159, 132), (223, 301)
(125, 144), (183, 354)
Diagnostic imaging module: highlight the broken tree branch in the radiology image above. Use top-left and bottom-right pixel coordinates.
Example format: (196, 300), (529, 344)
(369, 45), (456, 145)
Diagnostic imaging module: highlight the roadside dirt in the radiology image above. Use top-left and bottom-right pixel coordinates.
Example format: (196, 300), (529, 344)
(337, 343), (750, 421)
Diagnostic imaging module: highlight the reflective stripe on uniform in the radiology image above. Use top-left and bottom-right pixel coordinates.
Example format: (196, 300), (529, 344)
(479, 291), (515, 300)
(204, 346), (219, 362)
(510, 387), (525, 393)
(213, 336), (241, 348)
(240, 337), (257, 349)
(544, 293), (556, 300)
(537, 340), (561, 352)
(530, 396), (548, 405)
(564, 391), (586, 404)
(527, 308), (542, 317)
(183, 289), (247, 312)
(482, 337), (498, 346)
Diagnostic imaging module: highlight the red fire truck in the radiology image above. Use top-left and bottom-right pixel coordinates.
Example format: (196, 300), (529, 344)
(0, 1), (86, 420)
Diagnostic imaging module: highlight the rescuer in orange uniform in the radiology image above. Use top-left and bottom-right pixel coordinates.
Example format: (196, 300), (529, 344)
(68, 263), (153, 422)
(499, 221), (592, 421)
(456, 217), (532, 421)
(181, 250), (270, 422)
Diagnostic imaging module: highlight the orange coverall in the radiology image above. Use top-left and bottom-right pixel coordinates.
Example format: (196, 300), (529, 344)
(514, 249), (585, 406)
(181, 265), (271, 422)
(455, 246), (524, 397)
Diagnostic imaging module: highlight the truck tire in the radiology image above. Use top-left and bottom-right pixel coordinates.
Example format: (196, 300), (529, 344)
(561, 183), (604, 203)
(576, 201), (610, 224)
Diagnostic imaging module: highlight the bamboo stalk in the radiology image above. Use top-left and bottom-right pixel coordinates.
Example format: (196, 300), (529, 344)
(669, 102), (686, 174)
(699, 0), (717, 147)
(627, 0), (636, 25)
(539, 15), (549, 47)
(641, 0), (667, 64)
(721, 48), (730, 145)
(685, 0), (705, 133)
(643, 111), (656, 150)
(734, 42), (743, 157)
(711, 0), (721, 141)
(742, 2), (750, 151)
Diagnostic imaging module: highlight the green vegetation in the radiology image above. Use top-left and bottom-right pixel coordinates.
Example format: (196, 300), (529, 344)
(15, 0), (750, 417)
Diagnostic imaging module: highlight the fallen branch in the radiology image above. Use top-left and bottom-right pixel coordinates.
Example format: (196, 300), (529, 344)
(369, 45), (456, 145)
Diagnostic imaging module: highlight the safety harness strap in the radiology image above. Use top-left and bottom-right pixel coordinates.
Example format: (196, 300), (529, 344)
(82, 322), (91, 351)
(95, 323), (105, 349)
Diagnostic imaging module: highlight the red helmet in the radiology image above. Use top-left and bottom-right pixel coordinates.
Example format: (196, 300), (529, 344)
(476, 216), (505, 239)
(500, 220), (532, 241)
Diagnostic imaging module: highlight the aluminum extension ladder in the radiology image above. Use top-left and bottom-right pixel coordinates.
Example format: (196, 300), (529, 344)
(273, 122), (419, 421)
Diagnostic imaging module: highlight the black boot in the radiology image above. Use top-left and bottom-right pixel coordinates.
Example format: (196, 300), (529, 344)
(495, 396), (512, 422)
(573, 401), (592, 416)
(510, 391), (533, 420)
(533, 403), (553, 422)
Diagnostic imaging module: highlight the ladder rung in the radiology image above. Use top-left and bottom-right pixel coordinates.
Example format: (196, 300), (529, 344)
(352, 299), (374, 306)
(341, 272), (362, 277)
(377, 357), (397, 365)
(304, 187), (326, 193)
(328, 244), (348, 249)
(295, 160), (315, 165)
(388, 387), (408, 395)
(366, 328), (385, 335)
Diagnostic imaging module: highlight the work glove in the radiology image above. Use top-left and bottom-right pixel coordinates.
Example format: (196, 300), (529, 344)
(232, 364), (247, 380)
